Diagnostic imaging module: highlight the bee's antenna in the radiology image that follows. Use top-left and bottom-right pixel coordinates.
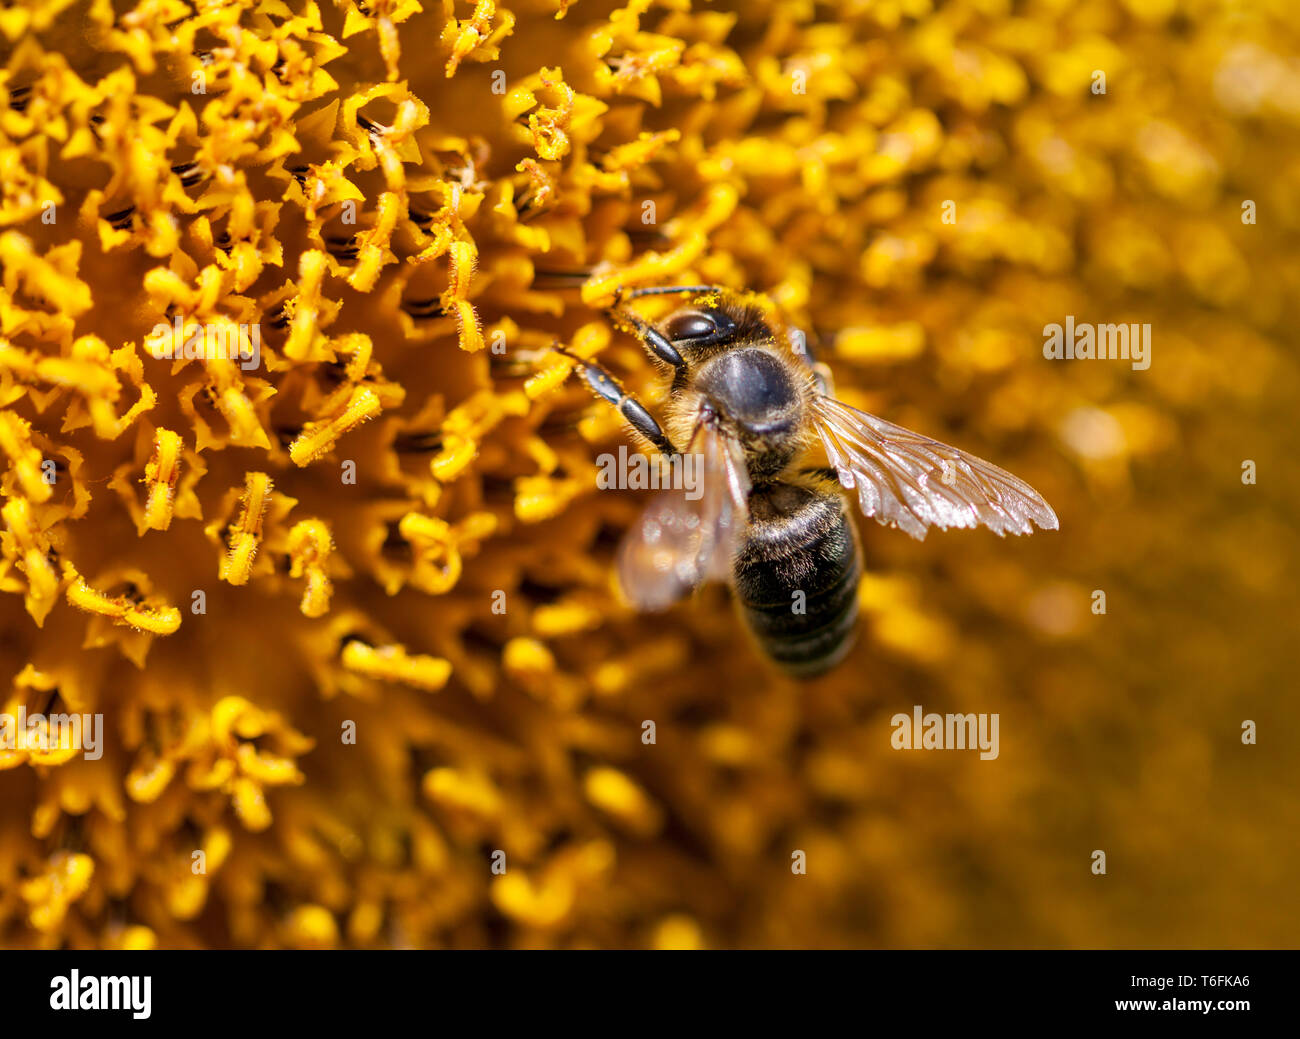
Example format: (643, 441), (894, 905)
(532, 269), (596, 289)
(623, 285), (719, 299)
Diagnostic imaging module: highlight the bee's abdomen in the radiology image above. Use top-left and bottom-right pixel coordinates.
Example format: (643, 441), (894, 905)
(733, 482), (860, 678)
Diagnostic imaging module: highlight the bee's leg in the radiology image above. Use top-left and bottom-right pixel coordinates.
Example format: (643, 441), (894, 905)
(551, 346), (678, 456)
(789, 327), (836, 397)
(809, 359), (835, 397)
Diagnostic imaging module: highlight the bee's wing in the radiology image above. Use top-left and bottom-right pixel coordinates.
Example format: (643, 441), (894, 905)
(811, 394), (1058, 540)
(616, 419), (751, 611)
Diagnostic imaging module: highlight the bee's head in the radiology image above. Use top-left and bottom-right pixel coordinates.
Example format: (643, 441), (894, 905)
(650, 292), (813, 476)
(655, 290), (784, 354)
(687, 342), (811, 479)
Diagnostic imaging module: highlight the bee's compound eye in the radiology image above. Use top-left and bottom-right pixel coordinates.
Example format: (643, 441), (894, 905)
(664, 310), (719, 342)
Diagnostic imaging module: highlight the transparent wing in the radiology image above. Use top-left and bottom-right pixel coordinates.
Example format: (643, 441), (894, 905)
(811, 395), (1058, 540)
(616, 419), (751, 611)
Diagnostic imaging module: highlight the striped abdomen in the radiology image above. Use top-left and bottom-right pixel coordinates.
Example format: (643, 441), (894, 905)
(732, 481), (861, 677)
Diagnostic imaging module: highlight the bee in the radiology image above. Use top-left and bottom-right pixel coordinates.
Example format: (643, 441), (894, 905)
(558, 285), (1059, 677)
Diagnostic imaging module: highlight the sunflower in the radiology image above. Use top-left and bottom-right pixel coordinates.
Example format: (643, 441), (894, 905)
(0, 0), (1297, 950)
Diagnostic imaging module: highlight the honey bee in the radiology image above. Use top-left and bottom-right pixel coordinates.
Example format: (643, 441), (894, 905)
(558, 285), (1059, 677)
